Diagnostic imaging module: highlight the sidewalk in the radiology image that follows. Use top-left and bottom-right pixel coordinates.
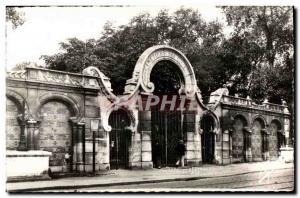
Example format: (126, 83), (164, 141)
(6, 160), (294, 192)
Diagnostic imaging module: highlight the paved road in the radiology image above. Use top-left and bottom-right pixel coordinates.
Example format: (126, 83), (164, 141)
(40, 167), (294, 192)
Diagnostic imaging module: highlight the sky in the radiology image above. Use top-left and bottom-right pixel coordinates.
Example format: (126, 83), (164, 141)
(6, 6), (226, 71)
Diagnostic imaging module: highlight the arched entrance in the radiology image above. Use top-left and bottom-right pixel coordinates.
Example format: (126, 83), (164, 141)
(201, 114), (215, 164)
(122, 45), (205, 168)
(150, 60), (185, 167)
(108, 109), (131, 169)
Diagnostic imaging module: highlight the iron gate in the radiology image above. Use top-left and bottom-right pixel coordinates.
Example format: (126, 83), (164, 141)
(151, 109), (184, 166)
(109, 110), (131, 169)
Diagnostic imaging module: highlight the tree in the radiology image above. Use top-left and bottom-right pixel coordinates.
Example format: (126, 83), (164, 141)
(42, 8), (228, 96)
(12, 61), (39, 71)
(6, 7), (25, 29)
(222, 6), (294, 145)
(222, 7), (293, 67)
(41, 6), (294, 106)
(222, 6), (294, 104)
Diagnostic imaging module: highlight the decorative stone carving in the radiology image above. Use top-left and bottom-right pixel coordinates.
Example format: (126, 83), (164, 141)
(102, 104), (138, 134)
(200, 110), (221, 134)
(7, 70), (27, 79)
(217, 94), (288, 114)
(208, 88), (229, 110)
(83, 66), (116, 102)
(123, 45), (198, 99)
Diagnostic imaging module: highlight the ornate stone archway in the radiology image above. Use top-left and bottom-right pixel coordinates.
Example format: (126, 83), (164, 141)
(124, 45), (199, 99)
(102, 103), (138, 134)
(200, 110), (220, 134)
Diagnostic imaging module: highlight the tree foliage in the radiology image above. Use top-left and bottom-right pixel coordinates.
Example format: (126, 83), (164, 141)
(6, 7), (25, 29)
(41, 7), (294, 106)
(222, 6), (294, 104)
(12, 61), (39, 71)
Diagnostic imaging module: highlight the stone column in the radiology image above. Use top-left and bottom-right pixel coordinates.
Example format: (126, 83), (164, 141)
(244, 130), (252, 162)
(262, 130), (270, 161)
(17, 116), (27, 151)
(70, 120), (77, 172)
(97, 128), (110, 171)
(214, 133), (222, 164)
(221, 130), (231, 165)
(284, 117), (290, 147)
(184, 111), (200, 166)
(76, 122), (86, 172)
(139, 110), (153, 169)
(129, 132), (142, 169)
(138, 94), (153, 169)
(26, 119), (39, 150)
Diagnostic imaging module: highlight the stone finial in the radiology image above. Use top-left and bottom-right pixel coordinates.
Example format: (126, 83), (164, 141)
(282, 100), (287, 106)
(263, 98), (269, 104)
(281, 100), (290, 114)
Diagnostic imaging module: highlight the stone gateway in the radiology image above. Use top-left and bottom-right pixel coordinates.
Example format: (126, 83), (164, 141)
(6, 45), (291, 179)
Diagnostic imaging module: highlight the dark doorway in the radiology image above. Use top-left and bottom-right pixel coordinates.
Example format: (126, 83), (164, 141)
(201, 114), (215, 163)
(108, 109), (131, 169)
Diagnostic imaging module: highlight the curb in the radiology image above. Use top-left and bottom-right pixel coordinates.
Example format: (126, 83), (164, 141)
(7, 167), (294, 192)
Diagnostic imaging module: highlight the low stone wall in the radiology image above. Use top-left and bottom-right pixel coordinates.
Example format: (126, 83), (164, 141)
(6, 150), (52, 182)
(279, 147), (294, 163)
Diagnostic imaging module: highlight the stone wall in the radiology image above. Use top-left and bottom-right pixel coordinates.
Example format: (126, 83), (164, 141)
(252, 120), (263, 161)
(6, 99), (20, 150)
(232, 129), (244, 163)
(232, 118), (245, 163)
(269, 132), (278, 160)
(208, 90), (291, 165)
(6, 67), (102, 173)
(6, 62), (291, 175)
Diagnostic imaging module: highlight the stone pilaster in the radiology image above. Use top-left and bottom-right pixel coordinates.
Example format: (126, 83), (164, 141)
(214, 133), (222, 164)
(26, 119), (39, 150)
(244, 130), (252, 162)
(70, 120), (77, 172)
(221, 130), (231, 165)
(262, 130), (270, 161)
(284, 117), (290, 146)
(17, 115), (27, 151)
(97, 128), (110, 171)
(184, 111), (200, 166)
(129, 132), (142, 169)
(75, 122), (86, 172)
(139, 110), (153, 169)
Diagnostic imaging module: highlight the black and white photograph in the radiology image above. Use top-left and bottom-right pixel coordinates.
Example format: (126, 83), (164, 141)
(3, 1), (296, 193)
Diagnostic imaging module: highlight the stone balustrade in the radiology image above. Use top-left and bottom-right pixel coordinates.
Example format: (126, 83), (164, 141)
(221, 95), (289, 114)
(7, 67), (101, 89)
